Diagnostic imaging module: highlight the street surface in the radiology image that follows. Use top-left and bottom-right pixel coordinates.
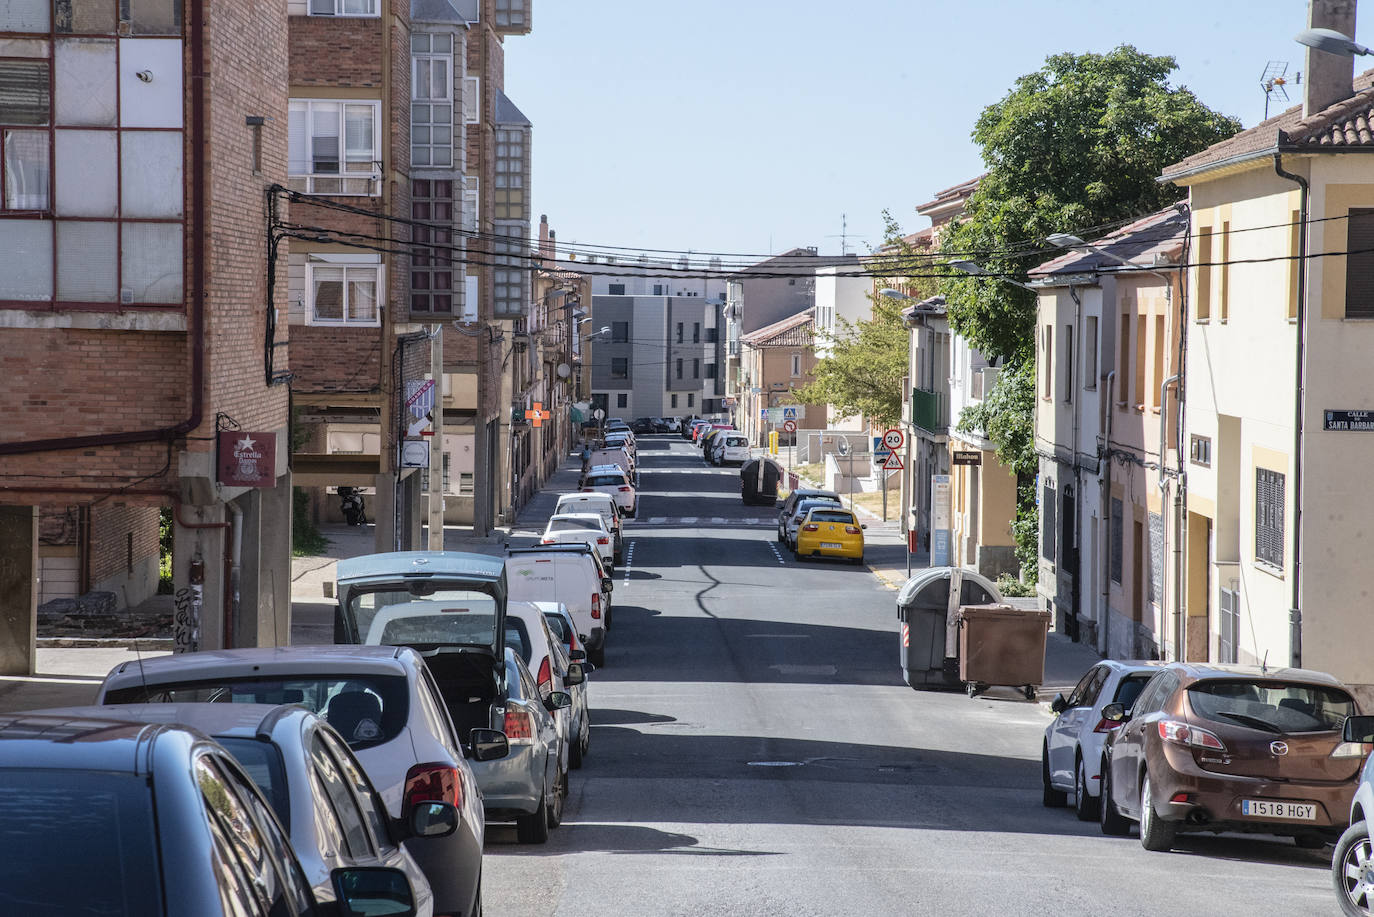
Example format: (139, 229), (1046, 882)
(482, 436), (1334, 917)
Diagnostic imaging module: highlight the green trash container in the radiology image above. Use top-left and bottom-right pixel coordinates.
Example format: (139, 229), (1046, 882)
(957, 603), (1051, 700)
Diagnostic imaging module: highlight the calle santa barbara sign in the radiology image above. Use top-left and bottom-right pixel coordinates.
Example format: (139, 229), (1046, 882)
(1324, 409), (1374, 431)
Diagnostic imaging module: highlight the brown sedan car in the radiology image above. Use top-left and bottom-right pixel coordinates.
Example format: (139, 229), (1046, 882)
(1098, 663), (1363, 851)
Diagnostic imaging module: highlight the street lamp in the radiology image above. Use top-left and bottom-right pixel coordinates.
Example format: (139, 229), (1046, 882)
(948, 260), (1037, 292)
(1296, 27), (1372, 56)
(879, 288), (911, 300)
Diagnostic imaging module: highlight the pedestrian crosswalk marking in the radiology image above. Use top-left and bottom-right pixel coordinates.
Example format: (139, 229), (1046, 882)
(627, 517), (771, 528)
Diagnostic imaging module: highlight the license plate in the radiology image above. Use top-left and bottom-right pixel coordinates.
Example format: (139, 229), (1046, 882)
(1241, 799), (1317, 821)
(821, 542), (843, 549)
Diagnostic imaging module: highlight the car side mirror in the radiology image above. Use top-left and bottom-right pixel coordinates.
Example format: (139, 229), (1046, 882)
(1344, 714), (1374, 744)
(570, 648), (587, 661)
(1101, 702), (1127, 723)
(564, 663), (585, 687)
(468, 727), (509, 762)
(602, 578), (614, 592)
(545, 691), (572, 711)
(1050, 692), (1068, 715)
(401, 801), (458, 840)
(332, 867), (416, 917)
(861, 524), (867, 530)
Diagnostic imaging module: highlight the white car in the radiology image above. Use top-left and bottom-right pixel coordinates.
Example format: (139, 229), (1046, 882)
(1043, 659), (1167, 820)
(582, 466), (636, 516)
(713, 432), (751, 465)
(542, 512), (615, 569)
(505, 601), (586, 776)
(555, 491), (623, 561)
(507, 547), (613, 667)
(95, 645), (505, 917)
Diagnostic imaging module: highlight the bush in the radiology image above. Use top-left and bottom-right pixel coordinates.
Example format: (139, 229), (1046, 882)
(996, 574), (1038, 598)
(1011, 483), (1039, 587)
(157, 506), (174, 594)
(292, 487), (329, 556)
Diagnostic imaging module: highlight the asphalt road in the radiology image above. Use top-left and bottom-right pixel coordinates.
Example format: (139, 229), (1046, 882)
(484, 436), (1335, 916)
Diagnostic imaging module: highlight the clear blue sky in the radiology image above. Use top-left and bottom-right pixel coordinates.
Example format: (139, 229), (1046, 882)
(504, 0), (1336, 261)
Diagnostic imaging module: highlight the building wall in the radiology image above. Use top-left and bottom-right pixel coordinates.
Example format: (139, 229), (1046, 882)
(88, 504), (161, 606)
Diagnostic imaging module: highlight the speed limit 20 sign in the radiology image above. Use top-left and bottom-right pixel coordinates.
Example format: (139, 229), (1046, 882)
(883, 428), (905, 451)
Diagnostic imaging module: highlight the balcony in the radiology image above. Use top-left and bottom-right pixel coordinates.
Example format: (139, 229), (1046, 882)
(911, 387), (948, 435)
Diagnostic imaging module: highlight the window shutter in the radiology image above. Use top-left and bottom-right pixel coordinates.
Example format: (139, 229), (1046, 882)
(1346, 209), (1374, 318)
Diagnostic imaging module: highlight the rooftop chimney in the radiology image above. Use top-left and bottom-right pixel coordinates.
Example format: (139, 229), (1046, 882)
(1305, 0), (1358, 116)
(538, 214), (552, 258)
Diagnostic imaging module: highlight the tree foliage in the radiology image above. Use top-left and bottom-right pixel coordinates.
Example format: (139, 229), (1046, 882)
(794, 212), (930, 429)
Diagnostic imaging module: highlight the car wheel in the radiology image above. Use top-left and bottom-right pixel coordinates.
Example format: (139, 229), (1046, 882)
(588, 644), (606, 668)
(1099, 759), (1131, 836)
(1334, 820), (1374, 916)
(547, 769), (566, 829)
(1138, 772), (1176, 851)
(1074, 755), (1099, 821)
(1041, 745), (1067, 807)
(516, 790), (551, 844)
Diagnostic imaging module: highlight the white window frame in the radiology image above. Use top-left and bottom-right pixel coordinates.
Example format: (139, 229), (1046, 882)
(305, 257), (384, 327)
(410, 46), (454, 168)
(288, 99), (382, 196)
(463, 77), (480, 124)
(308, 0), (379, 16)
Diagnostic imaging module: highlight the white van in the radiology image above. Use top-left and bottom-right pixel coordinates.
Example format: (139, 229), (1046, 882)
(555, 492), (623, 561)
(506, 546), (613, 667)
(587, 447), (633, 479)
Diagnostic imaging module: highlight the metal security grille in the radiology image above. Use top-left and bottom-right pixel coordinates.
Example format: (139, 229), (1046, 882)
(1255, 468), (1285, 567)
(1041, 480), (1056, 563)
(1110, 497), (1123, 584)
(1346, 208), (1374, 318)
(1219, 587), (1239, 664)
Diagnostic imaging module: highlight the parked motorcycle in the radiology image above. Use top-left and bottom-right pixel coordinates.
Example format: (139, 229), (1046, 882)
(338, 486), (367, 526)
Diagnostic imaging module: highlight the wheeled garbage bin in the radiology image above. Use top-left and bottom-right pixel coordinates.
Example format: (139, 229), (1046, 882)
(956, 603), (1051, 699)
(896, 568), (1003, 690)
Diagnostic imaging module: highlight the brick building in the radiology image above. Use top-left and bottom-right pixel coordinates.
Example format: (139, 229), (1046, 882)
(0, 0), (293, 673)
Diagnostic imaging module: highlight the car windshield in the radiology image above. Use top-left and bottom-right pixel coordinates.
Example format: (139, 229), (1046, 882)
(104, 674), (410, 749)
(348, 585), (500, 649)
(1187, 680), (1355, 733)
(0, 769), (161, 917)
(810, 511), (854, 524)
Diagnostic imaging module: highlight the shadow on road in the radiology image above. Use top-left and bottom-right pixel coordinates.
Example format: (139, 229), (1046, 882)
(485, 822), (782, 857)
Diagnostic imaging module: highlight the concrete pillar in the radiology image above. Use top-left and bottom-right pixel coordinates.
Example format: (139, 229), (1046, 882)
(172, 504), (227, 653)
(237, 472), (293, 648)
(373, 472), (397, 554)
(0, 505), (38, 676)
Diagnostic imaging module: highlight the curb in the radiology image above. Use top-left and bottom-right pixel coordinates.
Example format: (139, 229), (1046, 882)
(37, 637), (174, 650)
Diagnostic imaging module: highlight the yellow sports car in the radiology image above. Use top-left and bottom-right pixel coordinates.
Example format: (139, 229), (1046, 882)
(794, 506), (865, 564)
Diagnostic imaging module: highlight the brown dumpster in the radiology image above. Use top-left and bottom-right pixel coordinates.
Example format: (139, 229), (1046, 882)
(957, 603), (1051, 699)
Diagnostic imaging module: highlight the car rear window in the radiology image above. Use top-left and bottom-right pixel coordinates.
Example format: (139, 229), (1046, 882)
(1114, 674), (1152, 712)
(505, 617), (532, 665)
(1187, 679), (1356, 733)
(542, 613), (572, 646)
(811, 511), (854, 524)
(726, 436), (747, 446)
(587, 475), (625, 487)
(549, 517), (602, 531)
(0, 770), (161, 917)
(104, 674), (410, 749)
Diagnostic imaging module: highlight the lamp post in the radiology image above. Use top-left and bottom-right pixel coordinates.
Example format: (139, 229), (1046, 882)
(1295, 27), (1372, 56)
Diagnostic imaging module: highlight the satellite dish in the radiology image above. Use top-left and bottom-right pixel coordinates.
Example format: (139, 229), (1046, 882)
(556, 362), (571, 379)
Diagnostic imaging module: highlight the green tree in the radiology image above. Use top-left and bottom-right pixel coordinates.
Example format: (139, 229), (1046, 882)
(794, 213), (928, 428)
(935, 45), (1238, 578)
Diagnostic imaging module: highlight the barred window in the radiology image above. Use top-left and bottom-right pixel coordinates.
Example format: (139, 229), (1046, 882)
(1255, 468), (1285, 568)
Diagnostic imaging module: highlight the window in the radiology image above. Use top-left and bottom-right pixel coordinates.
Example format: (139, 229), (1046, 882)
(610, 357), (628, 378)
(675, 358), (683, 379)
(2, 129), (48, 210)
(693, 322), (700, 343)
(1110, 497), (1123, 583)
(309, 0), (379, 14)
(411, 33), (453, 168)
(1084, 316), (1098, 389)
(611, 321), (629, 342)
(309, 734), (373, 860)
(1346, 209), (1374, 319)
(288, 99), (381, 195)
(692, 358), (700, 379)
(1041, 479), (1056, 563)
(1061, 324), (1073, 402)
(705, 327), (718, 343)
(671, 393), (678, 408)
(1134, 316), (1146, 410)
(1196, 226), (1212, 320)
(1289, 208), (1302, 320)
(494, 0), (528, 27)
(1041, 323), (1052, 400)
(675, 322), (683, 343)
(705, 362), (717, 379)
(493, 127), (526, 220)
(790, 353), (801, 377)
(410, 179), (454, 314)
(457, 472), (473, 495)
(608, 283), (625, 295)
(687, 393), (694, 407)
(1219, 221), (1230, 322)
(307, 259), (381, 325)
(491, 222), (527, 317)
(1190, 435), (1211, 467)
(1151, 315), (1165, 410)
(1117, 313), (1130, 406)
(616, 393), (627, 408)
(462, 76), (479, 123)
(1256, 468), (1285, 568)
(653, 284), (663, 295)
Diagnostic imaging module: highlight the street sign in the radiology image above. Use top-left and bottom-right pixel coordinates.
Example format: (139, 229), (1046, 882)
(765, 407), (785, 424)
(524, 401), (550, 428)
(883, 452), (904, 470)
(782, 419), (797, 434)
(1324, 409), (1374, 431)
(405, 379), (435, 420)
(782, 406), (802, 420)
(952, 450), (982, 466)
(883, 428), (904, 450)
(593, 408), (605, 421)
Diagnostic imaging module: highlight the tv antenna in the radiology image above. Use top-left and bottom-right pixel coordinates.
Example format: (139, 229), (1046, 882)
(823, 213), (867, 256)
(1261, 61), (1300, 119)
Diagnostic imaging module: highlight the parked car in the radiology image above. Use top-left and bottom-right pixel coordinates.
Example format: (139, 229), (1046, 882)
(603, 431), (637, 462)
(778, 488), (841, 543)
(793, 505), (865, 563)
(484, 647), (571, 843)
(1330, 715), (1374, 914)
(604, 418), (629, 432)
(506, 600), (585, 769)
(536, 601), (592, 768)
(0, 711), (424, 917)
(555, 491), (624, 561)
(684, 419), (706, 440)
(96, 644), (501, 915)
(649, 417), (670, 432)
(507, 545), (614, 667)
(783, 496), (846, 549)
(582, 465), (637, 516)
(631, 417), (655, 434)
(1098, 663), (1361, 851)
(711, 432), (751, 465)
(1043, 660), (1168, 820)
(585, 447), (634, 483)
(542, 512), (615, 570)
(40, 702), (452, 916)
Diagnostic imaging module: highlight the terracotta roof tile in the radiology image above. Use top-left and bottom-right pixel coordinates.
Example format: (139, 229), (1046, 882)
(1029, 205), (1188, 280)
(740, 308), (814, 347)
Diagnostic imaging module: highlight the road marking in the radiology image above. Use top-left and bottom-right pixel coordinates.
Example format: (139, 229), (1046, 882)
(681, 517), (697, 524)
(766, 542), (785, 565)
(710, 517), (725, 525)
(622, 540), (634, 586)
(647, 516), (667, 524)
